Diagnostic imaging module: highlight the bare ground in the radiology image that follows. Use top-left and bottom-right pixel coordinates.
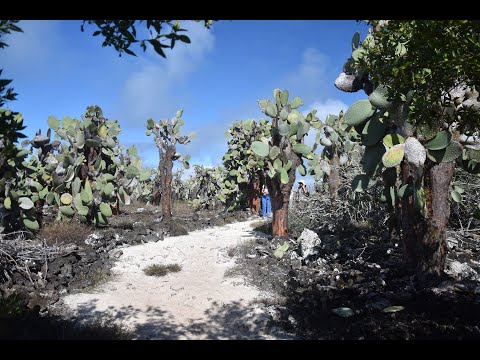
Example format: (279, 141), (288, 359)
(59, 219), (292, 340)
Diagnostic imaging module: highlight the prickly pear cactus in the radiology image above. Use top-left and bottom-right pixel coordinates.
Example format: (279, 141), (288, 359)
(221, 119), (271, 211)
(0, 109), (35, 231)
(249, 88), (323, 236)
(187, 165), (225, 211)
(308, 110), (360, 200)
(146, 109), (194, 218)
(335, 28), (480, 211)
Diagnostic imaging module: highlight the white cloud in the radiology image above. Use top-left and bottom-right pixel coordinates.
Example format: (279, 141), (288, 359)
(284, 48), (331, 105)
(117, 21), (215, 123)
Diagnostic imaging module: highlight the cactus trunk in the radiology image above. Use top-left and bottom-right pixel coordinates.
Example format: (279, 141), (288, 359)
(152, 147), (164, 206)
(268, 140), (300, 237)
(249, 173), (261, 215)
(382, 167), (400, 237)
(328, 152), (340, 202)
(400, 160), (453, 283)
(161, 146), (175, 220)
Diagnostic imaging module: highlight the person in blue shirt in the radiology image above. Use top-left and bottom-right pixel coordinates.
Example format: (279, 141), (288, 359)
(261, 184), (272, 218)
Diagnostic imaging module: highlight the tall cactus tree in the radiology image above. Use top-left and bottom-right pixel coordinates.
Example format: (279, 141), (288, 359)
(335, 21), (480, 281)
(250, 89), (322, 236)
(146, 110), (193, 220)
(313, 110), (360, 203)
(187, 165), (225, 210)
(222, 119), (272, 213)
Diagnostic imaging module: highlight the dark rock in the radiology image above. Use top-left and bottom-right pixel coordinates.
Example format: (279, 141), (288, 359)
(59, 264), (73, 279)
(27, 290), (59, 312)
(167, 221), (189, 236)
(212, 217), (225, 227)
(132, 222), (148, 235)
(144, 233), (162, 243)
(192, 213), (200, 222)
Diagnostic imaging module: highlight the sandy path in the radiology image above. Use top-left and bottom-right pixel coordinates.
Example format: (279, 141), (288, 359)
(61, 219), (288, 340)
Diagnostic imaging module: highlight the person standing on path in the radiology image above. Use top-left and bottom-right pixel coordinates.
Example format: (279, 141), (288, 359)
(261, 185), (272, 217)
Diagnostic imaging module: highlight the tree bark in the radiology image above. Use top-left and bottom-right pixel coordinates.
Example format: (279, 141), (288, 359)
(152, 147), (164, 206)
(249, 174), (261, 215)
(268, 145), (301, 237)
(400, 160), (454, 282)
(161, 146), (175, 220)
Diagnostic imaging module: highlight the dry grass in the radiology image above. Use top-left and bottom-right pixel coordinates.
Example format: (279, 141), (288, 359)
(38, 221), (92, 247)
(173, 201), (193, 216)
(250, 220), (272, 234)
(143, 263), (182, 277)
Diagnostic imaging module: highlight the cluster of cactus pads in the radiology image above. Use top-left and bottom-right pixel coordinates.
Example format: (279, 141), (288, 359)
(221, 119), (271, 209)
(310, 110), (360, 181)
(146, 109), (193, 171)
(186, 165), (225, 210)
(336, 31), (480, 205)
(251, 89), (322, 183)
(2, 105), (149, 231)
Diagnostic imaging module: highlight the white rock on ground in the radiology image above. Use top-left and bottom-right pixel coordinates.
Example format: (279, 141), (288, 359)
(445, 260), (480, 281)
(298, 228), (321, 259)
(61, 219), (292, 340)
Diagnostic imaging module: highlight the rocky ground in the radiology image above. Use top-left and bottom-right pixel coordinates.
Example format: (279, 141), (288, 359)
(227, 220), (480, 339)
(1, 199), (480, 340)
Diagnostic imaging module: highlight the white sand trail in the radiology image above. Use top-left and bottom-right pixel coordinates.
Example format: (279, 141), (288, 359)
(61, 220), (290, 339)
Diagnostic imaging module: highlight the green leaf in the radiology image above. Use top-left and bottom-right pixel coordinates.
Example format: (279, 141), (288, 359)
(424, 131), (452, 151)
(280, 90), (289, 106)
(273, 158), (282, 170)
(382, 144), (405, 168)
(4, 197), (11, 210)
(251, 141), (269, 157)
(332, 307), (354, 318)
(99, 202), (113, 217)
(352, 48), (366, 61)
(278, 123), (290, 136)
(298, 164), (306, 176)
(269, 146), (280, 159)
(148, 39), (166, 58)
(178, 35), (191, 43)
(427, 141), (462, 163)
(23, 218), (40, 231)
(284, 160), (293, 171)
(104, 182), (114, 196)
(451, 190), (462, 203)
(265, 105), (277, 118)
(274, 241), (290, 259)
(140, 169), (151, 182)
(361, 113), (387, 146)
(47, 116), (60, 130)
(351, 31), (360, 50)
(280, 168), (289, 184)
(19, 197), (34, 210)
(82, 181), (93, 203)
(59, 206), (75, 217)
(290, 96), (303, 109)
(383, 133), (405, 148)
(292, 143), (311, 155)
(344, 100), (375, 126)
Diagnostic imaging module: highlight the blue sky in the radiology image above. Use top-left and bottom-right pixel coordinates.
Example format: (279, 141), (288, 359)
(1, 20), (369, 185)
